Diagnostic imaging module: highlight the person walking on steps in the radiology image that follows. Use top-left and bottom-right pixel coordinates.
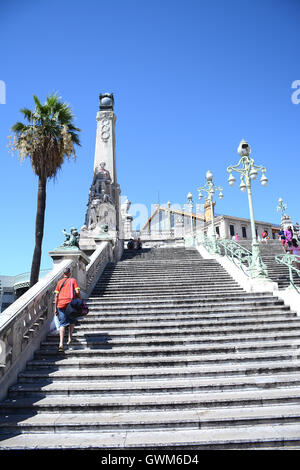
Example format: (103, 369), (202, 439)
(54, 267), (81, 352)
(287, 238), (300, 271)
(278, 227), (287, 252)
(284, 226), (293, 248)
(261, 230), (268, 243)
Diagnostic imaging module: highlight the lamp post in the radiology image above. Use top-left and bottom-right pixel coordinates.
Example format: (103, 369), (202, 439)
(227, 139), (269, 279)
(277, 197), (287, 219)
(187, 192), (194, 240)
(198, 170), (223, 254)
(167, 201), (171, 237)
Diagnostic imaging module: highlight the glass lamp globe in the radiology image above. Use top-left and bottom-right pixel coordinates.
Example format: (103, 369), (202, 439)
(260, 174), (268, 186)
(249, 168), (258, 180)
(228, 173), (236, 186)
(240, 181), (247, 192)
(218, 192), (224, 200)
(206, 170), (213, 182)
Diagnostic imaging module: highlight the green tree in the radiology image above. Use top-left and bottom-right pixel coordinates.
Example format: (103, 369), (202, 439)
(9, 94), (81, 287)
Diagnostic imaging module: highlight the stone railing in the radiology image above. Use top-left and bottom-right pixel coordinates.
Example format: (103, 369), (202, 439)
(275, 253), (300, 293)
(0, 258), (74, 401)
(0, 239), (123, 401)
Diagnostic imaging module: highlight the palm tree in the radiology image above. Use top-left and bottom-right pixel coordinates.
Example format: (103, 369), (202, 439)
(9, 93), (81, 287)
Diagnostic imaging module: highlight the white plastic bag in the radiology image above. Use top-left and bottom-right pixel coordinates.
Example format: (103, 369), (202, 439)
(49, 315), (60, 335)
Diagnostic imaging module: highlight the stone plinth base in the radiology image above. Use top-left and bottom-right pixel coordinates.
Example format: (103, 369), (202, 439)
(49, 248), (90, 295)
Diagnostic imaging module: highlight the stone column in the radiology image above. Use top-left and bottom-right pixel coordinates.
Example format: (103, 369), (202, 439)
(93, 93), (120, 232)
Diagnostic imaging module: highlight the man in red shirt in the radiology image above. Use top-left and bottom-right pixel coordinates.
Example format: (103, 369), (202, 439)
(54, 267), (81, 351)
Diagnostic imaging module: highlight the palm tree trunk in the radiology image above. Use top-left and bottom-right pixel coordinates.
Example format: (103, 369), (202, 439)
(30, 176), (46, 287)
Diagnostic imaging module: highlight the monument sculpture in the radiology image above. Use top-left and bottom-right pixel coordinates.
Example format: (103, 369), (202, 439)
(60, 227), (80, 248)
(79, 93), (122, 250)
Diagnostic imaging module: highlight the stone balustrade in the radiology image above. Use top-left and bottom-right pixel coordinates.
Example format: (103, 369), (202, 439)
(0, 239), (122, 401)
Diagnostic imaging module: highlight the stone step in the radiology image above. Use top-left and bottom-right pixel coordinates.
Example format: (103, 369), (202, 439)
(98, 276), (235, 284)
(83, 310), (292, 322)
(87, 292), (277, 304)
(85, 301), (288, 314)
(59, 324), (300, 342)
(93, 284), (242, 293)
(86, 292), (279, 305)
(8, 373), (300, 399)
(101, 265), (230, 272)
(42, 330), (300, 349)
(26, 348), (300, 370)
(74, 315), (299, 329)
(93, 281), (241, 290)
(1, 424), (299, 449)
(1, 404), (300, 435)
(92, 287), (245, 296)
(80, 314), (293, 328)
(2, 388), (300, 415)
(18, 359), (300, 383)
(34, 339), (300, 360)
(90, 289), (246, 299)
(50, 312), (297, 330)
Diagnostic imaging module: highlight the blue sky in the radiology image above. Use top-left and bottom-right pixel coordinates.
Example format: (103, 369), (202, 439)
(1, 0), (300, 275)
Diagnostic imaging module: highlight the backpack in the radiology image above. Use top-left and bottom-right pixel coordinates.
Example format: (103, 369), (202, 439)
(66, 298), (89, 317)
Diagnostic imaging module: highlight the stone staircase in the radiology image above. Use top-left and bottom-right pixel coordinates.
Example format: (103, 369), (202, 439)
(0, 247), (300, 449)
(237, 240), (300, 289)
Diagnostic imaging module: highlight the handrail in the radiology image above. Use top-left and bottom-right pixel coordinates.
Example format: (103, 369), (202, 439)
(198, 235), (254, 277)
(198, 234), (221, 255)
(217, 239), (253, 277)
(275, 253), (300, 293)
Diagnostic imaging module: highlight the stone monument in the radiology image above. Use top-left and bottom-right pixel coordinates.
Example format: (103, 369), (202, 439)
(80, 93), (122, 251)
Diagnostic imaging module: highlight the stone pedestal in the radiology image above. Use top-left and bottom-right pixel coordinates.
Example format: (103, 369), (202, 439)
(204, 200), (215, 222)
(281, 214), (293, 230)
(49, 248), (90, 295)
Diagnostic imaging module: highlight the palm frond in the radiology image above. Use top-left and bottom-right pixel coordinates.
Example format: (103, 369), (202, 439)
(19, 107), (35, 123)
(11, 121), (29, 133)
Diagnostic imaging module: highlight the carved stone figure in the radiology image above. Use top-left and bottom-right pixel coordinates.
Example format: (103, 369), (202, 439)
(91, 161), (112, 198)
(86, 199), (99, 228)
(61, 227), (80, 248)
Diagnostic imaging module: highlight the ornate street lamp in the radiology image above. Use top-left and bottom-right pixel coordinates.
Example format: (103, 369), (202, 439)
(198, 170), (223, 254)
(187, 192), (194, 238)
(277, 197), (287, 219)
(227, 139), (269, 278)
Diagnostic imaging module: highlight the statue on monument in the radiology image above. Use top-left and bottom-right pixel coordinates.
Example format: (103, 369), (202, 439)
(85, 161), (113, 207)
(84, 161), (116, 231)
(79, 92), (119, 248)
(61, 227), (80, 248)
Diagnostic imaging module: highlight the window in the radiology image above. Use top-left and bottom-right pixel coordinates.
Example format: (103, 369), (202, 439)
(216, 226), (220, 236)
(242, 227), (247, 238)
(170, 212), (175, 228)
(229, 224), (235, 237)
